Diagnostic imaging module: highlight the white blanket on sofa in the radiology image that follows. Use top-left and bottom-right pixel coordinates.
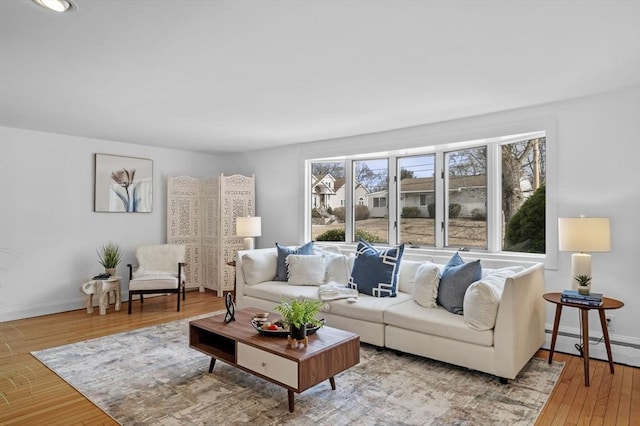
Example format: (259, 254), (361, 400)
(319, 282), (358, 301)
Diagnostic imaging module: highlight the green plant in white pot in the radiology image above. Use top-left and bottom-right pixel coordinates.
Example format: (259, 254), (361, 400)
(274, 297), (323, 340)
(97, 242), (123, 276)
(574, 274), (592, 295)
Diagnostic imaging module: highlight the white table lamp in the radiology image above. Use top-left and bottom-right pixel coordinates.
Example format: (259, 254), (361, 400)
(236, 216), (261, 250)
(558, 216), (610, 290)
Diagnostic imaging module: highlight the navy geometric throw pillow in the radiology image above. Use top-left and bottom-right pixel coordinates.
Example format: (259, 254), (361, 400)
(348, 240), (404, 297)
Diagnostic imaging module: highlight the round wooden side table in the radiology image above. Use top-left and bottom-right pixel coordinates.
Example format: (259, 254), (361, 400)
(543, 292), (624, 386)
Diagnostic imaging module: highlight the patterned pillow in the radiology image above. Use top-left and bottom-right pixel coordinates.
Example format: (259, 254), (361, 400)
(437, 252), (482, 314)
(275, 241), (314, 281)
(348, 240), (404, 297)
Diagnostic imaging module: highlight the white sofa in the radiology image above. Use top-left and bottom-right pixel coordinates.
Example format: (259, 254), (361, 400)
(235, 245), (546, 381)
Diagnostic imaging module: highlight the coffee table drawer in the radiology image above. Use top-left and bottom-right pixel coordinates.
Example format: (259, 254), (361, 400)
(237, 342), (298, 388)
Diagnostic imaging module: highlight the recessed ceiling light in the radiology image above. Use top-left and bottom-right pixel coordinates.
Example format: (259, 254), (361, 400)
(32, 0), (76, 13)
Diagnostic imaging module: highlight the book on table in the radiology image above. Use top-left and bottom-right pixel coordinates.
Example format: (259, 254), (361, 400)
(561, 296), (603, 307)
(561, 290), (603, 301)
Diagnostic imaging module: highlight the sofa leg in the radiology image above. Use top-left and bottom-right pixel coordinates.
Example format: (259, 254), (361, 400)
(375, 346), (384, 352)
(499, 377), (508, 384)
(395, 350), (404, 357)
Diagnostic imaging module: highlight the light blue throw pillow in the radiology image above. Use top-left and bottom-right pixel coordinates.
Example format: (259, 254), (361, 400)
(437, 252), (482, 314)
(275, 241), (314, 281)
(348, 240), (404, 297)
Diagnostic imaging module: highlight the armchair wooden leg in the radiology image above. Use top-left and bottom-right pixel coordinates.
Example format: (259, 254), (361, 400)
(177, 290), (181, 312)
(128, 293), (133, 314)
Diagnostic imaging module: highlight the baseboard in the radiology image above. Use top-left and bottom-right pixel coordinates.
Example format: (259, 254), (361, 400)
(0, 297), (87, 322)
(1, 288), (207, 322)
(542, 324), (640, 367)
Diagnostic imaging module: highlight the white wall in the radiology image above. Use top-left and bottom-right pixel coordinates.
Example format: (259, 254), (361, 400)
(0, 127), (221, 321)
(224, 87), (640, 366)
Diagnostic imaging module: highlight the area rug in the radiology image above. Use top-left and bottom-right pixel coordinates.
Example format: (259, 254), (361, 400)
(32, 315), (563, 425)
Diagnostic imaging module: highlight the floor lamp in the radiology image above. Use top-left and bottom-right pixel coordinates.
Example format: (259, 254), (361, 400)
(236, 216), (262, 250)
(558, 216), (611, 291)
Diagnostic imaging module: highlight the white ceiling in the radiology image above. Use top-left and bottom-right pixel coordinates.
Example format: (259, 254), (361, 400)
(1, 1), (639, 154)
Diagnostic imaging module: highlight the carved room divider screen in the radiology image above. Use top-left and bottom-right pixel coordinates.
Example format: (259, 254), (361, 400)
(167, 174), (255, 295)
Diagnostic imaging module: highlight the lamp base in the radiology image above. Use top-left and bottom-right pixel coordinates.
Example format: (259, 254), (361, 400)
(570, 253), (591, 290)
(243, 237), (255, 250)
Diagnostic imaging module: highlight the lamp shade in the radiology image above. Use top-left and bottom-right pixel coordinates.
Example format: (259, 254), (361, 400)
(558, 217), (611, 252)
(236, 216), (262, 237)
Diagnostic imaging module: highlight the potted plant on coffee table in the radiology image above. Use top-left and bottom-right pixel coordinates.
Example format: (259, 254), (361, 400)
(274, 297), (323, 341)
(97, 242), (123, 276)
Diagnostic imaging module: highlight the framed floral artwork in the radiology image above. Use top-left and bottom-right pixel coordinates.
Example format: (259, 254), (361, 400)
(94, 154), (153, 212)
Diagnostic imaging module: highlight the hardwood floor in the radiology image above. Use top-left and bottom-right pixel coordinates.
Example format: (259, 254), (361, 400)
(0, 291), (637, 425)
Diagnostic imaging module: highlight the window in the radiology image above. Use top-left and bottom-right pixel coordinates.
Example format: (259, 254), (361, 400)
(373, 197), (387, 208)
(354, 159), (388, 244)
(307, 132), (546, 255)
(445, 147), (487, 249)
(310, 161), (345, 242)
(399, 154), (436, 246)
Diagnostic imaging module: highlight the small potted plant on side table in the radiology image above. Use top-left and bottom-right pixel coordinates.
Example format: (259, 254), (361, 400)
(274, 297), (323, 347)
(97, 242), (123, 276)
(575, 274), (592, 295)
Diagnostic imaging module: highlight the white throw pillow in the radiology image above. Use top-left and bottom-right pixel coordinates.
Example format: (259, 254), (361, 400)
(324, 254), (351, 284)
(241, 252), (277, 285)
(463, 267), (524, 330)
(286, 254), (326, 286)
(413, 262), (440, 308)
(397, 260), (422, 294)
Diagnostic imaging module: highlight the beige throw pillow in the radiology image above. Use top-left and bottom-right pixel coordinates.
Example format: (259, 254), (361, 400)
(413, 262), (440, 308)
(463, 267), (524, 330)
(286, 254), (326, 286)
(324, 254), (351, 284)
(241, 252), (277, 285)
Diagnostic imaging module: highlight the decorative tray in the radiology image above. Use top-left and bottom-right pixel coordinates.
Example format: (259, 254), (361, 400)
(250, 319), (325, 337)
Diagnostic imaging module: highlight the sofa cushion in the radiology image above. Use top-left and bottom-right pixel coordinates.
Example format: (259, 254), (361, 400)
(463, 267), (524, 330)
(322, 292), (412, 323)
(413, 262), (440, 308)
(384, 300), (494, 347)
(348, 240), (404, 297)
(275, 241), (314, 281)
(286, 254), (325, 285)
(241, 251), (278, 285)
(243, 281), (321, 305)
(437, 252), (482, 314)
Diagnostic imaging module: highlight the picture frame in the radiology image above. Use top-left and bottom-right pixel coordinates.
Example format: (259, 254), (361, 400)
(94, 153), (153, 213)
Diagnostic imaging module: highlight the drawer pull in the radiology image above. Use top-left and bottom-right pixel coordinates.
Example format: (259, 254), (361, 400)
(261, 362), (267, 367)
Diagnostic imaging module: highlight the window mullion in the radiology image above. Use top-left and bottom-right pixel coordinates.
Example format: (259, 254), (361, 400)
(388, 156), (398, 246)
(434, 152), (445, 248)
(345, 160), (354, 242)
(486, 144), (501, 252)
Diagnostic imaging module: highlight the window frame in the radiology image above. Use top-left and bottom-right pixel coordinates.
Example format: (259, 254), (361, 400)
(304, 122), (557, 269)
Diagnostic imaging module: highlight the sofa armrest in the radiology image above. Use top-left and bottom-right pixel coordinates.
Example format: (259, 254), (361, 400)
(493, 263), (546, 379)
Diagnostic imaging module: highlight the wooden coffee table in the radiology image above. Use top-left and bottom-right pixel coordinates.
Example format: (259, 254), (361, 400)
(189, 307), (360, 412)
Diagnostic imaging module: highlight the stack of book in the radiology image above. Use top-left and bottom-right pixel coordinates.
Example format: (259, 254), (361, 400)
(561, 290), (603, 307)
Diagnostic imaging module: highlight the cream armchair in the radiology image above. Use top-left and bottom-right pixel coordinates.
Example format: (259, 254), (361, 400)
(127, 244), (187, 314)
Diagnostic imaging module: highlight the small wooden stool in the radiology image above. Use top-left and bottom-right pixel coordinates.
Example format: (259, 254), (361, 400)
(81, 277), (122, 315)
